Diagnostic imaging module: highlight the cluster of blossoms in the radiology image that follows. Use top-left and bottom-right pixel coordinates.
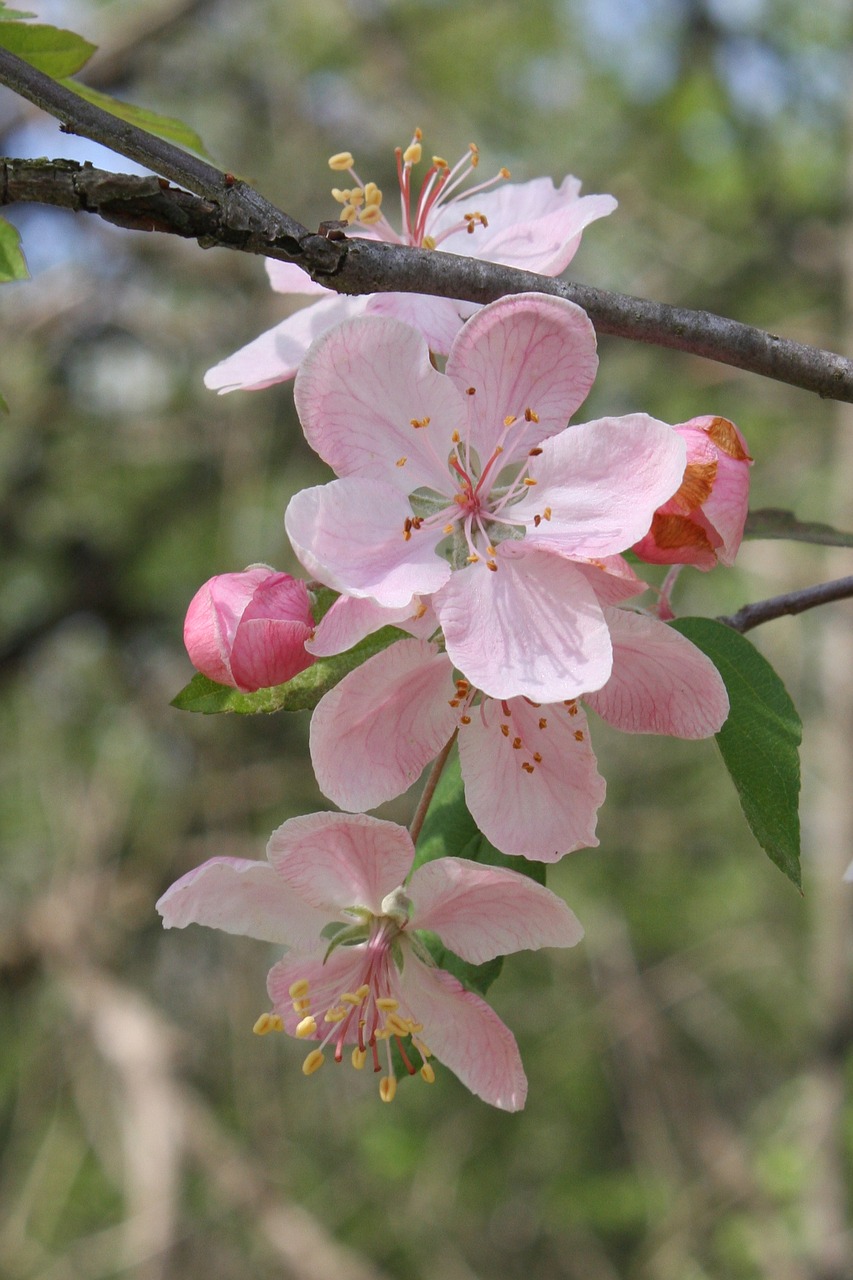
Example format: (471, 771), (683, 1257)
(162, 136), (752, 1110)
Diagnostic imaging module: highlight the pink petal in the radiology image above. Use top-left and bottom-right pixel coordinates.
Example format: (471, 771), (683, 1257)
(445, 293), (598, 460)
(409, 857), (584, 960)
(310, 640), (457, 811)
(519, 414), (688, 557)
(285, 479), (451, 607)
(585, 609), (730, 737)
(459, 697), (604, 859)
(183, 567), (277, 686)
(267, 946), (369, 1042)
(230, 618), (314, 690)
(702, 448), (751, 564)
(308, 595), (417, 657)
(265, 259), (332, 296)
(365, 292), (467, 354)
(434, 544), (612, 702)
(266, 812), (415, 915)
(575, 555), (648, 604)
(293, 314), (466, 493)
(396, 959), (527, 1111)
(155, 856), (327, 947)
(203, 294), (370, 393)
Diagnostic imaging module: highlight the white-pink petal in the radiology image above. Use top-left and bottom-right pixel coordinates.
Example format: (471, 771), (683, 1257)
(307, 594), (417, 657)
(293, 314), (465, 493)
(396, 959), (527, 1111)
(265, 259), (332, 296)
(364, 292), (468, 354)
(585, 609), (730, 737)
(266, 812), (416, 915)
(445, 293), (598, 461)
(434, 544), (612, 702)
(459, 697), (604, 859)
(410, 857), (584, 961)
(267, 947), (369, 1040)
(310, 640), (457, 812)
(155, 856), (326, 948)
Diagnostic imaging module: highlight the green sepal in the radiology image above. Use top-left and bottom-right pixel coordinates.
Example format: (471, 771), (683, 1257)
(745, 507), (853, 549)
(61, 79), (213, 160)
(0, 215), (29, 282)
(322, 922), (370, 964)
(0, 20), (96, 76)
(671, 617), (802, 888)
(171, 625), (408, 714)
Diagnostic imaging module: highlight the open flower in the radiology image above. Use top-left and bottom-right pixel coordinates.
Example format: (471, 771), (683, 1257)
(309, 601), (729, 861)
(184, 566), (315, 692)
(632, 416), (752, 570)
(156, 811), (583, 1109)
(285, 291), (688, 703)
(204, 130), (617, 392)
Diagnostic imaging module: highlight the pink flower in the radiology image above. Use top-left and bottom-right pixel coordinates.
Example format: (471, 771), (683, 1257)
(204, 132), (616, 392)
(632, 416), (752, 570)
(156, 811), (583, 1109)
(285, 292), (688, 703)
(309, 600), (729, 861)
(184, 566), (315, 692)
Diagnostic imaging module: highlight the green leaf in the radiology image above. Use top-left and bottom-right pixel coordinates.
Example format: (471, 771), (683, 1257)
(745, 507), (853, 548)
(62, 80), (213, 159)
(0, 21), (96, 76)
(171, 626), (407, 715)
(416, 930), (504, 998)
(0, 5), (36, 19)
(671, 617), (802, 888)
(0, 216), (28, 282)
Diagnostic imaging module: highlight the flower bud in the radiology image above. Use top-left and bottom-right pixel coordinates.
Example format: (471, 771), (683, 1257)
(184, 567), (315, 692)
(632, 416), (752, 571)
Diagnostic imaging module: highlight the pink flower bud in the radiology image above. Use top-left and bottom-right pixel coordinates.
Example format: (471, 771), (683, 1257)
(184, 567), (315, 692)
(632, 416), (752, 570)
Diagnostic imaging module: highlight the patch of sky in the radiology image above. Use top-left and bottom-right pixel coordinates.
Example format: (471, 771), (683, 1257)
(568, 0), (681, 100)
(517, 53), (586, 114)
(715, 36), (789, 121)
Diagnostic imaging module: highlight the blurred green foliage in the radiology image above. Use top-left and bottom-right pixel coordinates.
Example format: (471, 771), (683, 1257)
(0, 0), (851, 1277)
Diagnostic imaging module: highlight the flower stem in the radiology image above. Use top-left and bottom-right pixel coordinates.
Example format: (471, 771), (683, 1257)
(408, 732), (458, 847)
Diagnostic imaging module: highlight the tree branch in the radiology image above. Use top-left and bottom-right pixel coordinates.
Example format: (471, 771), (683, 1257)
(719, 575), (853, 633)
(3, 42), (853, 402)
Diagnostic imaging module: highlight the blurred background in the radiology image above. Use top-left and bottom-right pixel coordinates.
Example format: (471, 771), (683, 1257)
(1, 0), (851, 1276)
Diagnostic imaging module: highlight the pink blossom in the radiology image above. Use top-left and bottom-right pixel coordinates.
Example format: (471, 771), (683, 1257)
(184, 566), (315, 692)
(309, 603), (728, 861)
(156, 811), (583, 1109)
(632, 416), (752, 570)
(285, 291), (688, 702)
(204, 132), (616, 392)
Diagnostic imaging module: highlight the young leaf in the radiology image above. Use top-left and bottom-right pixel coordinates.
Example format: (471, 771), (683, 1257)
(0, 5), (36, 19)
(63, 81), (213, 159)
(0, 21), (96, 77)
(671, 617), (802, 888)
(0, 215), (28, 281)
(171, 626), (407, 714)
(745, 507), (853, 549)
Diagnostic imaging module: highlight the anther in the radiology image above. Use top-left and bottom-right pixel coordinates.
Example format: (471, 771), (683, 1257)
(522, 762), (535, 774)
(292, 997), (311, 1013)
(504, 415), (517, 427)
(396, 457), (407, 467)
(323, 1008), (347, 1023)
(340, 991), (363, 1006)
(270, 1015), (284, 1031)
(500, 724), (509, 736)
(363, 181), (382, 205)
(410, 416), (430, 428)
(533, 752), (542, 763)
(460, 714), (471, 725)
(422, 235), (436, 249)
(523, 478), (537, 486)
(403, 142), (422, 165)
(574, 730), (585, 741)
(352, 1047), (367, 1070)
(302, 1049), (325, 1075)
(500, 166), (511, 178)
(328, 151), (355, 171)
(379, 1076), (397, 1102)
(359, 205), (383, 225)
(432, 155), (448, 168)
(376, 997), (399, 1011)
(420, 1063), (436, 1084)
(486, 561), (498, 572)
(539, 717), (548, 729)
(296, 1015), (318, 1038)
(512, 737), (522, 749)
(524, 408), (539, 423)
(253, 1013), (273, 1035)
(288, 979), (310, 999)
(385, 1012), (412, 1037)
(466, 387), (476, 395)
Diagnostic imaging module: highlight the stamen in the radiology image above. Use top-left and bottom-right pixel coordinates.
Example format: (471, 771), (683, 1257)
(522, 762), (535, 774)
(420, 1063), (436, 1084)
(288, 979), (310, 999)
(302, 1049), (325, 1075)
(379, 1076), (397, 1102)
(296, 1015), (318, 1038)
(376, 997), (399, 1011)
(524, 407), (539, 423)
(396, 457), (407, 467)
(352, 1047), (367, 1070)
(403, 142), (422, 165)
(328, 151), (355, 171)
(253, 1013), (273, 1035)
(410, 416), (431, 429)
(574, 729), (585, 741)
(539, 717), (548, 729)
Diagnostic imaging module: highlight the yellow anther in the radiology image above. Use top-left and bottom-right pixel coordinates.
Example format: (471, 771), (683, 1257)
(359, 205), (383, 225)
(351, 1047), (367, 1070)
(414, 127), (423, 140)
(467, 553), (480, 563)
(420, 1062), (436, 1084)
(302, 1049), (325, 1075)
(396, 456), (407, 467)
(328, 151), (354, 171)
(349, 187), (365, 205)
(574, 730), (585, 741)
(296, 1015), (318, 1038)
(523, 477), (537, 486)
(451, 429), (461, 442)
(524, 407), (539, 422)
(522, 762), (535, 774)
(323, 1007), (347, 1023)
(270, 1015), (284, 1031)
(403, 142), (422, 165)
(376, 997), (399, 1011)
(469, 142), (479, 163)
(363, 181), (382, 205)
(487, 544), (496, 556)
(253, 1013), (273, 1036)
(379, 1076), (397, 1102)
(500, 724), (509, 736)
(385, 1012), (411, 1037)
(460, 714), (471, 725)
(289, 979), (310, 999)
(292, 997), (311, 1013)
(513, 737), (522, 750)
(504, 415), (517, 427)
(422, 234), (436, 250)
(500, 167), (511, 179)
(340, 205), (358, 225)
(408, 1022), (424, 1034)
(374, 1028), (391, 1040)
(330, 187), (348, 204)
(543, 506), (552, 520)
(340, 991), (363, 1005)
(356, 984), (370, 999)
(444, 524), (456, 535)
(432, 155), (448, 168)
(410, 416), (431, 428)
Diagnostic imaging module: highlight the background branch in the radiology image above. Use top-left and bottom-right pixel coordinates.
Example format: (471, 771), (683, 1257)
(2, 44), (853, 403)
(719, 575), (853, 633)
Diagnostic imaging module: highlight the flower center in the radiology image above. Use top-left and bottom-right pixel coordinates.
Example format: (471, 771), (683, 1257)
(255, 890), (436, 1101)
(327, 128), (510, 248)
(449, 679), (585, 777)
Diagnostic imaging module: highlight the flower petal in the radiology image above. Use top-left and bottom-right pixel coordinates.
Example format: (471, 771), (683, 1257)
(575, 555), (648, 604)
(434, 544), (612, 702)
(459, 697), (604, 859)
(204, 294), (370, 393)
(155, 856), (326, 947)
(365, 292), (467, 354)
(266, 812), (416, 915)
(409, 857), (584, 960)
(285, 479), (451, 607)
(445, 293), (598, 460)
(265, 259), (332, 296)
(396, 959), (527, 1111)
(267, 945), (370, 1042)
(585, 608), (730, 737)
(310, 640), (457, 811)
(518, 414), (687, 557)
(293, 314), (466, 492)
(307, 594), (420, 657)
(183, 569), (271, 686)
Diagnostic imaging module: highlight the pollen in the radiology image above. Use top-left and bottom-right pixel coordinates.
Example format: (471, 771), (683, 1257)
(296, 1015), (318, 1038)
(379, 1076), (397, 1102)
(302, 1049), (325, 1076)
(328, 151), (355, 171)
(420, 1063), (436, 1084)
(422, 235), (436, 249)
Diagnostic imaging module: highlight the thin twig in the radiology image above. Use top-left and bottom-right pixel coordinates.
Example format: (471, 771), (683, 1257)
(408, 733), (457, 848)
(2, 43), (853, 401)
(719, 575), (853, 633)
